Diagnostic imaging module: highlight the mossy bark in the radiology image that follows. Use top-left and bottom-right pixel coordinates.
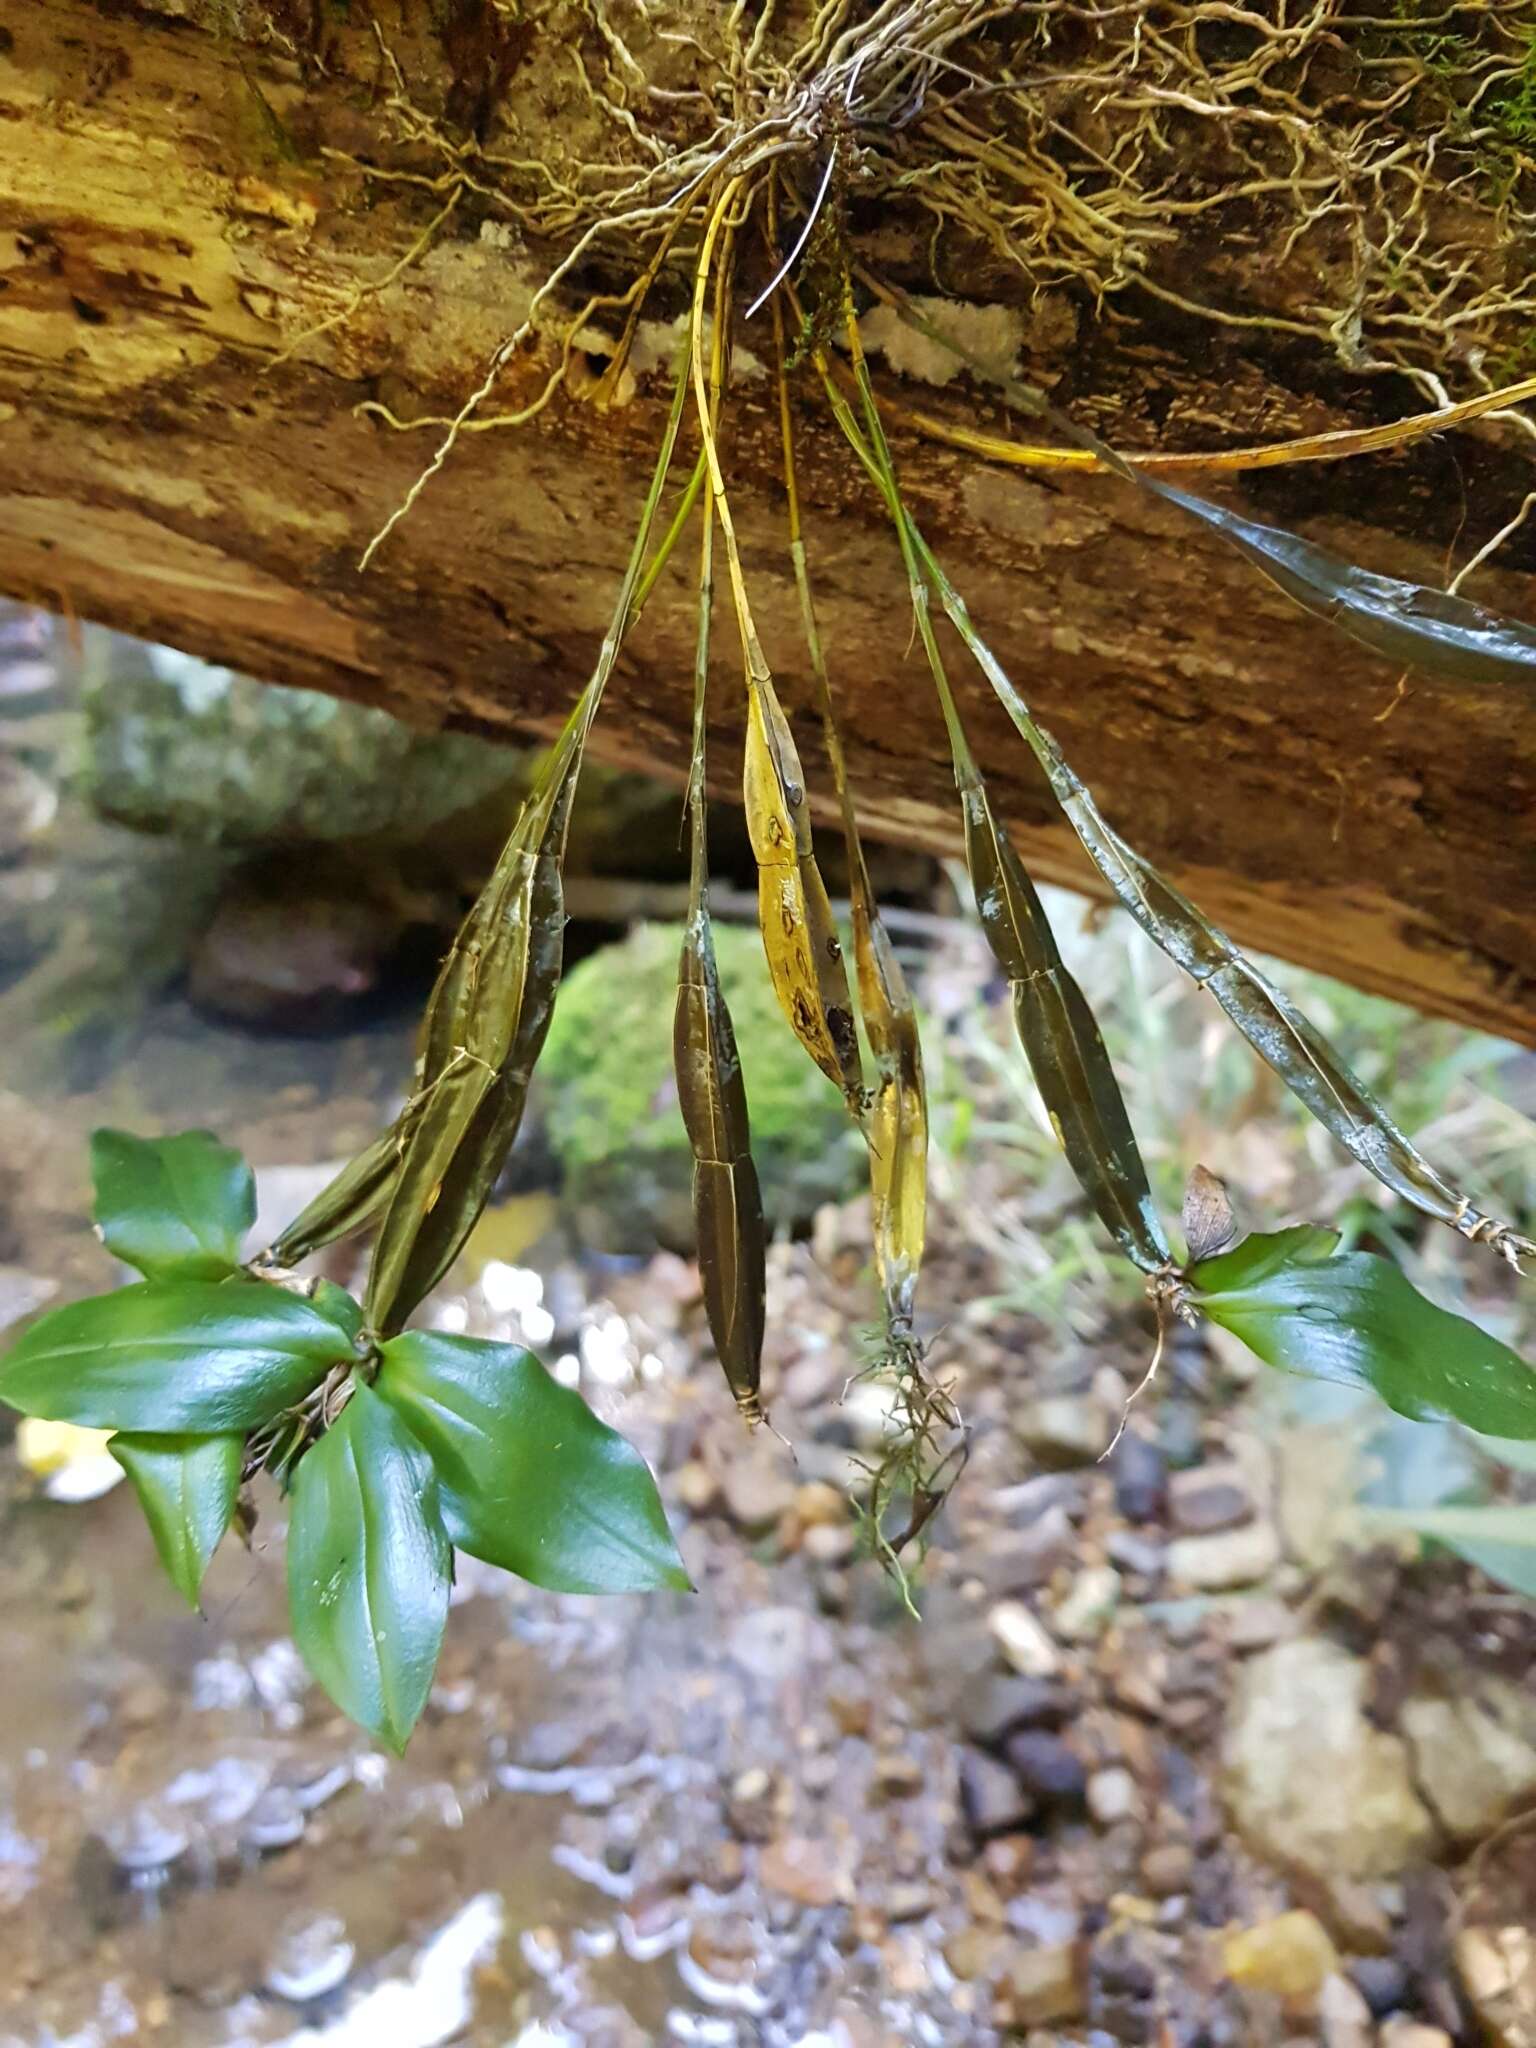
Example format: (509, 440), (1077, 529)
(2, 2), (1534, 1041)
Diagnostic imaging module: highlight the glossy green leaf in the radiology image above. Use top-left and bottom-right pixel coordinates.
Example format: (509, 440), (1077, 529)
(90, 1128), (255, 1282)
(1370, 1502), (1536, 1599)
(376, 1331), (690, 1595)
(110, 1431), (244, 1608)
(0, 1280), (356, 1432)
(1191, 1231), (1536, 1438)
(285, 1381), (451, 1753)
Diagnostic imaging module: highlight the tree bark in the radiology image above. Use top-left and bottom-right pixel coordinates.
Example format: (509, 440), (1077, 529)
(3, 2), (1535, 1041)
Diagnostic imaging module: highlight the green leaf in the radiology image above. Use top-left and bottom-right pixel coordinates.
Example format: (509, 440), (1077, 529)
(1192, 1230), (1536, 1439)
(1369, 1503), (1536, 1599)
(0, 1280), (356, 1432)
(285, 1380), (451, 1752)
(110, 1431), (244, 1608)
(376, 1332), (691, 1595)
(90, 1129), (256, 1282)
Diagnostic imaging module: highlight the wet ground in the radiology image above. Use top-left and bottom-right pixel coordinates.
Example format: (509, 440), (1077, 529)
(2, 607), (1535, 2048)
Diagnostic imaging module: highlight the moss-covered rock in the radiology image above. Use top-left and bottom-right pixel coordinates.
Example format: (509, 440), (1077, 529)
(539, 922), (863, 1253)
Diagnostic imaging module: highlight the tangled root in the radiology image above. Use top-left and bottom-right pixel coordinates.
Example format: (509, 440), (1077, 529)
(306, 0), (1536, 569)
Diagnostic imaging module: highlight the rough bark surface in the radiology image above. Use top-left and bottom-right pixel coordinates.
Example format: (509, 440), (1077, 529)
(3, 2), (1535, 1041)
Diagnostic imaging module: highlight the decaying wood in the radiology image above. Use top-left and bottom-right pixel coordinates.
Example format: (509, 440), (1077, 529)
(2, 2), (1534, 1042)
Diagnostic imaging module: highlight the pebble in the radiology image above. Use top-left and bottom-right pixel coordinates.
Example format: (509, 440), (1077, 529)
(1139, 1843), (1193, 1897)
(959, 1747), (1035, 1839)
(759, 1834), (848, 1908)
(674, 1461), (719, 1513)
(962, 1674), (1075, 1749)
(1167, 1520), (1280, 1591)
(1377, 2024), (1453, 2048)
(988, 1601), (1063, 1678)
(803, 1522), (857, 1566)
(1086, 1767), (1141, 1827)
(263, 1912), (355, 2002)
(1455, 1924), (1536, 2048)
(1105, 1529), (1166, 1578)
(1317, 1972), (1375, 2048)
(727, 1606), (831, 1686)
(100, 1803), (190, 1875)
(1053, 1564), (1120, 1642)
(981, 1504), (1075, 1592)
(1004, 1731), (1087, 1806)
(721, 1449), (798, 1532)
(1221, 1910), (1340, 2005)
(1168, 1461), (1256, 1535)
(794, 1481), (847, 1526)
(871, 1752), (924, 1799)
(945, 1925), (1011, 1981)
(1399, 1676), (1536, 1838)
(1016, 1394), (1111, 1469)
(242, 1787), (307, 1852)
(1223, 1639), (1434, 1884)
(1109, 1432), (1168, 1524)
(883, 1881), (933, 1923)
(992, 1473), (1085, 1525)
(994, 1940), (1085, 2027)
(1347, 1956), (1411, 2017)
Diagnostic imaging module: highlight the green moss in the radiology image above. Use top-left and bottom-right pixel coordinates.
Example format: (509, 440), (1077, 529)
(539, 922), (863, 1252)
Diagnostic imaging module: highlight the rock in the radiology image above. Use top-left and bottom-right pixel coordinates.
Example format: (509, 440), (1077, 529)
(241, 1787), (307, 1852)
(0, 1265), (56, 1335)
(1378, 2024), (1454, 2048)
(992, 1473), (1085, 1525)
(79, 632), (521, 846)
(1087, 1766), (1141, 1827)
(794, 1481), (847, 1527)
(1088, 1924), (1161, 2039)
(99, 1803), (190, 1875)
(1140, 1843), (1193, 1897)
(1318, 1972), (1374, 2048)
(1105, 1528), (1166, 1578)
(959, 1748), (1035, 1839)
(674, 1460), (719, 1513)
(979, 1503), (1075, 1592)
(1221, 1596), (1293, 1652)
(727, 1606), (832, 1686)
(883, 1882), (934, 1923)
(1224, 1640), (1436, 1882)
(988, 1601), (1063, 1678)
(263, 1911), (355, 2002)
(1053, 1564), (1121, 1641)
(803, 1522), (857, 1566)
(188, 859), (401, 1028)
(539, 924), (862, 1251)
(961, 1674), (1075, 1749)
(725, 1767), (780, 1842)
(945, 1925), (1012, 1981)
(994, 1941), (1085, 2027)
(1168, 1459), (1257, 1534)
(1347, 1956), (1411, 2017)
(1399, 1677), (1536, 1838)
(1016, 1394), (1112, 1468)
(871, 1752), (924, 1799)
(1455, 1924), (1536, 2048)
(1004, 1732), (1087, 1806)
(1221, 1911), (1340, 2005)
(759, 1834), (850, 1908)
(1167, 1520), (1280, 1590)
(720, 1447), (798, 1533)
(1110, 1429), (1168, 1523)
(0, 755), (55, 863)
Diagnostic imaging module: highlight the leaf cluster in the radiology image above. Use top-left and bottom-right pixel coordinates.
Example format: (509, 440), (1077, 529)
(0, 1131), (687, 1751)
